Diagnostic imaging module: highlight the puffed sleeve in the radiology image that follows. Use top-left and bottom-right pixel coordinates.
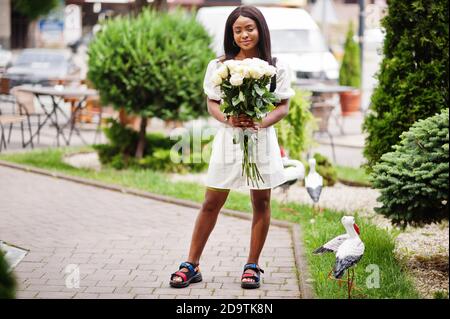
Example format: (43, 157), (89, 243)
(203, 59), (222, 101)
(274, 58), (295, 100)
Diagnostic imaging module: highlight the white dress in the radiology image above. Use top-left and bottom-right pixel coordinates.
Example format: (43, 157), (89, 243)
(203, 57), (295, 191)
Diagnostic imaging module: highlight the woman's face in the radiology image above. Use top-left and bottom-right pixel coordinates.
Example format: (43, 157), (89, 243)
(232, 15), (259, 51)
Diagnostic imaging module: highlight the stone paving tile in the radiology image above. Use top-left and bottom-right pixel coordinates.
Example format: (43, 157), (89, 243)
(0, 165), (302, 299)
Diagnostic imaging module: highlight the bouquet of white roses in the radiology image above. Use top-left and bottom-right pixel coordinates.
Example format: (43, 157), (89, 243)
(211, 58), (280, 187)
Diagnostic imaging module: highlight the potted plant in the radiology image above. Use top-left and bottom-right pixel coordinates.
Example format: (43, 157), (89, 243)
(339, 22), (361, 115)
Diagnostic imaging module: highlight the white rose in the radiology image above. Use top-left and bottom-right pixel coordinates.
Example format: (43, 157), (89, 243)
(240, 65), (251, 78)
(224, 60), (237, 70)
(249, 66), (265, 79)
(227, 64), (238, 75)
(252, 58), (268, 68)
(229, 74), (244, 86)
(264, 65), (277, 77)
(217, 64), (229, 79)
(228, 64), (246, 79)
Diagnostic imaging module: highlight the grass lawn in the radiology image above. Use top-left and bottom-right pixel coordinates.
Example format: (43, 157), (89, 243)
(335, 165), (371, 187)
(0, 147), (419, 299)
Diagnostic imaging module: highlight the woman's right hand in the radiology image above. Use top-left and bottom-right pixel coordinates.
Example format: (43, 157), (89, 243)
(226, 114), (254, 128)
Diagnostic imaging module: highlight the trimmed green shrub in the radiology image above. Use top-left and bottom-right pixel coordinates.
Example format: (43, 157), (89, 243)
(363, 0), (449, 169)
(339, 21), (361, 88)
(93, 119), (212, 173)
(275, 89), (317, 160)
(0, 250), (16, 299)
(309, 153), (337, 187)
(13, 0), (59, 20)
(88, 8), (216, 158)
(371, 108), (449, 227)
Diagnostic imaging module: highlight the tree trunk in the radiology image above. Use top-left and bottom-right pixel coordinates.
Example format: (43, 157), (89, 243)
(152, 0), (168, 12)
(27, 20), (37, 48)
(134, 0), (148, 15)
(134, 0), (167, 14)
(133, 0), (167, 159)
(135, 116), (148, 159)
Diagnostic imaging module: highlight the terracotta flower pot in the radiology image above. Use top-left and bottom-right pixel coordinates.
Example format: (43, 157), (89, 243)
(339, 90), (361, 116)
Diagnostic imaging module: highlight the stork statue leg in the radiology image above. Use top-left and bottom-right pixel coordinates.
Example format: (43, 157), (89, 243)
(327, 268), (361, 299)
(313, 203), (319, 213)
(312, 203), (324, 214)
(348, 268), (367, 298)
(347, 269), (352, 299)
(327, 269), (349, 288)
(283, 188), (288, 203)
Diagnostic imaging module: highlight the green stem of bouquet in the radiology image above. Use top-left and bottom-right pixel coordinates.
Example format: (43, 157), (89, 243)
(241, 132), (265, 188)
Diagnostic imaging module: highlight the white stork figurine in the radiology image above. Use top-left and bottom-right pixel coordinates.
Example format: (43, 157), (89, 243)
(276, 147), (305, 202)
(313, 215), (365, 298)
(305, 158), (323, 210)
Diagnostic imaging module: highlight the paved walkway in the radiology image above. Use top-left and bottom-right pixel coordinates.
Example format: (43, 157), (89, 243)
(0, 165), (301, 299)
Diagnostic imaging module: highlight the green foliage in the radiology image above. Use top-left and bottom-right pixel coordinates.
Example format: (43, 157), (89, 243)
(0, 250), (16, 299)
(275, 89), (317, 160)
(219, 72), (279, 121)
(309, 153), (337, 187)
(339, 21), (361, 88)
(371, 109), (449, 227)
(433, 291), (449, 299)
(93, 119), (212, 173)
(87, 8), (215, 121)
(13, 0), (59, 20)
(363, 0), (449, 168)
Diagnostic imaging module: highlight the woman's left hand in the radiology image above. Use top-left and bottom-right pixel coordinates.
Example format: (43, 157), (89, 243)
(249, 119), (264, 132)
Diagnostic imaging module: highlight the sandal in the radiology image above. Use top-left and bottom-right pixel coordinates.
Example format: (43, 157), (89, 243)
(170, 261), (202, 288)
(241, 263), (264, 289)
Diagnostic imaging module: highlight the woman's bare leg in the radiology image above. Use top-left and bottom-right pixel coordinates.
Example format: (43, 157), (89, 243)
(242, 188), (271, 283)
(172, 187), (230, 282)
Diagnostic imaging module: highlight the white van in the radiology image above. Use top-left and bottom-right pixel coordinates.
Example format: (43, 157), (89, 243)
(196, 6), (339, 84)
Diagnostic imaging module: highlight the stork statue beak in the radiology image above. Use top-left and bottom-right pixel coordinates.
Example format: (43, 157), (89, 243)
(353, 223), (360, 235)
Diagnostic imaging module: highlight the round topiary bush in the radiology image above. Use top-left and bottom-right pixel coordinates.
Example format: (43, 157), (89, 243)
(371, 108), (449, 227)
(88, 8), (216, 158)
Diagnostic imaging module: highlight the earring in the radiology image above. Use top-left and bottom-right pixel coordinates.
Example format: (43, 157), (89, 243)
(232, 40), (239, 48)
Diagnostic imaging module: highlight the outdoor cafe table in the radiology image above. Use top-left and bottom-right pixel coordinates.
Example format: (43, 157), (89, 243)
(293, 83), (354, 162)
(294, 83), (354, 99)
(15, 85), (99, 147)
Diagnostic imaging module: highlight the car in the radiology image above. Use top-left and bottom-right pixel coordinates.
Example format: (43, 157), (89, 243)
(6, 49), (80, 87)
(196, 6), (339, 84)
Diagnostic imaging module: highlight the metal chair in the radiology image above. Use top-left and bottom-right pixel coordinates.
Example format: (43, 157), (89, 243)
(0, 77), (16, 114)
(10, 87), (42, 148)
(0, 113), (26, 152)
(310, 101), (336, 162)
